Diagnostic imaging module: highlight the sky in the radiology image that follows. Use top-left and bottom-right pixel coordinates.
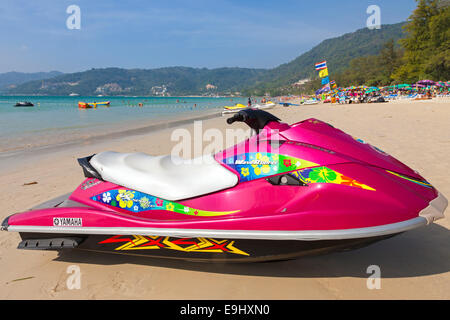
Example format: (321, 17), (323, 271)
(0, 0), (418, 73)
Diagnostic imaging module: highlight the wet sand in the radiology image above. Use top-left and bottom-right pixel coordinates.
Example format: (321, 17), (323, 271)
(0, 99), (449, 299)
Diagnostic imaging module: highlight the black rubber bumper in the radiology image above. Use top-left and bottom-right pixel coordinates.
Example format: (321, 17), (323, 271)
(1, 216), (9, 231)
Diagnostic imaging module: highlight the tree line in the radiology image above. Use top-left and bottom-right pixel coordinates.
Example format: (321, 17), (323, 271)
(288, 0), (449, 95)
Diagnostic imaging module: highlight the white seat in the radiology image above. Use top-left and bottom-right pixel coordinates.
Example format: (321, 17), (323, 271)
(90, 151), (238, 201)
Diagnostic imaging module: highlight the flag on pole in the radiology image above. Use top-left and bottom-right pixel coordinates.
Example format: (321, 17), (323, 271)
(322, 83), (331, 92)
(330, 80), (337, 88)
(315, 61), (327, 70)
(321, 76), (330, 85)
(319, 68), (329, 78)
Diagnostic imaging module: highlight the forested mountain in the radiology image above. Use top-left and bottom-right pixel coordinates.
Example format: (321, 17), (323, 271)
(0, 71), (63, 92)
(247, 22), (406, 94)
(7, 67), (266, 96)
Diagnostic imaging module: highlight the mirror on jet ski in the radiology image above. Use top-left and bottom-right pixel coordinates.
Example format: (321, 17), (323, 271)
(226, 109), (281, 132)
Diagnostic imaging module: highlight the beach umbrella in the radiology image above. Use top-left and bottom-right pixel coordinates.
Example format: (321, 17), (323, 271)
(417, 80), (435, 86)
(365, 87), (380, 93)
(397, 84), (412, 89)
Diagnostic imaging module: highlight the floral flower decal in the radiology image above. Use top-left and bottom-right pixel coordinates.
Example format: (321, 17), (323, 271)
(308, 167), (337, 183)
(116, 189), (135, 208)
(139, 197), (151, 209)
(290, 166), (375, 190)
(92, 188), (240, 216)
(102, 192), (111, 203)
(252, 153), (272, 176)
(241, 167), (250, 177)
(283, 159), (292, 168)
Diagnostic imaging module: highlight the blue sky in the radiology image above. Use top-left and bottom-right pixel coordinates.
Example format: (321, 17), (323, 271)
(0, 0), (417, 73)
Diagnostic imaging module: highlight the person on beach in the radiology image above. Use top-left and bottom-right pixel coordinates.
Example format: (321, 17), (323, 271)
(248, 97), (252, 107)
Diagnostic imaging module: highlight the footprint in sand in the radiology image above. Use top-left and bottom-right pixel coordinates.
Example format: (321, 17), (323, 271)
(85, 270), (153, 299)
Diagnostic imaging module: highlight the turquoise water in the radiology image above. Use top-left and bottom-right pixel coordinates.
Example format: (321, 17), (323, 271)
(0, 96), (246, 152)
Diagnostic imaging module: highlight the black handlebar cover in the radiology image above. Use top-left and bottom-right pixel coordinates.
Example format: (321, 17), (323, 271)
(226, 113), (245, 124)
(226, 109), (280, 132)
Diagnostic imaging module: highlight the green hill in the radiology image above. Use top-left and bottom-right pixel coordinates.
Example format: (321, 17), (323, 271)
(8, 23), (406, 96)
(8, 67), (266, 96)
(0, 71), (63, 92)
(248, 22), (406, 93)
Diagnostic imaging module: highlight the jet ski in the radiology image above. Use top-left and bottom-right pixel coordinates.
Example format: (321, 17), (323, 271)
(222, 103), (275, 115)
(221, 103), (249, 115)
(1, 109), (447, 262)
(14, 101), (34, 107)
(302, 99), (319, 105)
(252, 102), (276, 111)
(280, 102), (300, 107)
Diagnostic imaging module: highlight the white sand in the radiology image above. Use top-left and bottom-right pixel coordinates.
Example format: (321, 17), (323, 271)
(0, 99), (449, 299)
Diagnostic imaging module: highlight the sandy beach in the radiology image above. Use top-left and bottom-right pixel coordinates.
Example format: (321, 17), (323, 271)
(0, 98), (449, 299)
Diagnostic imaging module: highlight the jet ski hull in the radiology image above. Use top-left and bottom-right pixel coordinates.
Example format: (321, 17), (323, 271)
(15, 231), (397, 262)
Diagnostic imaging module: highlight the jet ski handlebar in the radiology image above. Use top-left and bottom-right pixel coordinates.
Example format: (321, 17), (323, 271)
(226, 113), (246, 125)
(226, 109), (281, 132)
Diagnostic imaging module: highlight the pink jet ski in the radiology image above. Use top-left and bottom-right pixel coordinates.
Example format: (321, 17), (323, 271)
(1, 110), (447, 262)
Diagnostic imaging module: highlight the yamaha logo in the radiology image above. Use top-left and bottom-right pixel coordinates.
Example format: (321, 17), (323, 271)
(53, 217), (82, 227)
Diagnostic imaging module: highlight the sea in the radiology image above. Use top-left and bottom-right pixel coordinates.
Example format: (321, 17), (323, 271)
(0, 96), (247, 153)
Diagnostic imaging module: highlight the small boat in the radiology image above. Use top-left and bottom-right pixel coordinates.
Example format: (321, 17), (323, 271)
(279, 102), (300, 107)
(78, 101), (111, 109)
(78, 102), (93, 109)
(224, 103), (247, 110)
(414, 96), (432, 101)
(303, 99), (319, 105)
(222, 102), (276, 115)
(14, 101), (34, 107)
(253, 102), (276, 111)
(222, 103), (249, 115)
